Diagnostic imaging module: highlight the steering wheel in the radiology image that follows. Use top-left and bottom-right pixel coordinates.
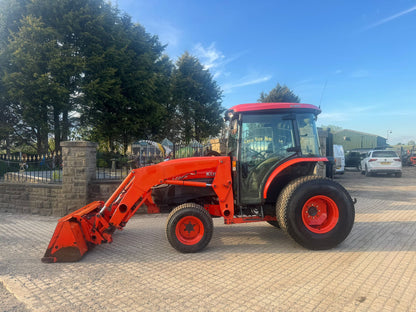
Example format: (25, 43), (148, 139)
(244, 148), (266, 162)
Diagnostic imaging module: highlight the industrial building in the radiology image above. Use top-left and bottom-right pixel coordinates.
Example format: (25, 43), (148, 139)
(333, 129), (387, 151)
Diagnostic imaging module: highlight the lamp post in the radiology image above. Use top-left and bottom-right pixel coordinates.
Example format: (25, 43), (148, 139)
(386, 130), (392, 145)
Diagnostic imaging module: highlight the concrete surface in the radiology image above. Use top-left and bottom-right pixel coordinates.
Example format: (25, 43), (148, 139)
(1, 167), (415, 312)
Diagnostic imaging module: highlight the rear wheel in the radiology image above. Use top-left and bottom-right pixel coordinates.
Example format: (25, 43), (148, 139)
(267, 221), (280, 229)
(277, 176), (355, 250)
(166, 203), (213, 253)
(365, 166), (372, 177)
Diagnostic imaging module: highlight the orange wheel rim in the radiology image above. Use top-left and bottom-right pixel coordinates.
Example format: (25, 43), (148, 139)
(302, 195), (339, 233)
(176, 216), (204, 245)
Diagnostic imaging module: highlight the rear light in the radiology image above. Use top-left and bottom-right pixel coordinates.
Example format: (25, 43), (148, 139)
(232, 160), (237, 171)
(394, 158), (401, 162)
(368, 159), (377, 162)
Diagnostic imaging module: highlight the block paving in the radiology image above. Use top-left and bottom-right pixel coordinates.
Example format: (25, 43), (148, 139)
(1, 193), (415, 312)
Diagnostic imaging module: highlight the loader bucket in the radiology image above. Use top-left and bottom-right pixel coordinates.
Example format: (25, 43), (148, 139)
(42, 201), (104, 263)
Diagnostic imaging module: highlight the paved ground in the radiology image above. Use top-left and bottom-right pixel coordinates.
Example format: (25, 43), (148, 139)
(335, 165), (416, 203)
(1, 167), (415, 311)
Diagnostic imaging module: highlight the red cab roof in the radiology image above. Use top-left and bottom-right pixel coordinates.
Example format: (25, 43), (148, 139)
(228, 103), (321, 114)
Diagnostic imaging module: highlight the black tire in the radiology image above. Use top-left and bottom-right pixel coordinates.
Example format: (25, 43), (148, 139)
(365, 166), (372, 177)
(267, 221), (280, 229)
(277, 176), (355, 250)
(395, 172), (402, 178)
(166, 203), (213, 253)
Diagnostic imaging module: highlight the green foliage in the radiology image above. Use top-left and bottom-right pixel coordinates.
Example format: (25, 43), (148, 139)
(80, 11), (168, 153)
(1, 0), (86, 153)
(258, 83), (301, 103)
(1, 0), (225, 154)
(171, 52), (224, 143)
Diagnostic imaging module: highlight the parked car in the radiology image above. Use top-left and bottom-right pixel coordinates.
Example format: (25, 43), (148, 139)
(345, 151), (362, 170)
(333, 145), (345, 174)
(360, 150), (402, 177)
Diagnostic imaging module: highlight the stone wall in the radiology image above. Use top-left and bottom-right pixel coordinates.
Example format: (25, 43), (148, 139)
(0, 141), (122, 217)
(0, 183), (61, 215)
(88, 180), (121, 203)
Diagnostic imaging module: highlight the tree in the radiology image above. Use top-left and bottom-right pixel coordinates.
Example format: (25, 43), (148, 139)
(0, 0), (30, 152)
(1, 0), (171, 154)
(258, 83), (300, 103)
(4, 16), (61, 154)
(171, 52), (224, 143)
(80, 11), (167, 153)
(1, 0), (86, 153)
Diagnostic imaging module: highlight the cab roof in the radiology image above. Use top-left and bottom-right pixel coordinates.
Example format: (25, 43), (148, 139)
(228, 103), (321, 115)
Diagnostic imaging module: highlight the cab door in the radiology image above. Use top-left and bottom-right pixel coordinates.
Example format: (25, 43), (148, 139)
(238, 113), (296, 204)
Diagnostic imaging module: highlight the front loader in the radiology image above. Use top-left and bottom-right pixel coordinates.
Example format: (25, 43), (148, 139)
(42, 103), (355, 263)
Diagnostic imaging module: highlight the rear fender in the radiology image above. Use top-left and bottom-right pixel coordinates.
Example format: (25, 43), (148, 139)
(263, 157), (328, 200)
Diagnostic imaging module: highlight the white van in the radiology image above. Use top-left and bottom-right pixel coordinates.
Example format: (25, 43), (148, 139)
(333, 145), (345, 174)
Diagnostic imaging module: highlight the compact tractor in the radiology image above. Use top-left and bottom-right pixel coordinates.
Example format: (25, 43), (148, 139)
(42, 103), (355, 263)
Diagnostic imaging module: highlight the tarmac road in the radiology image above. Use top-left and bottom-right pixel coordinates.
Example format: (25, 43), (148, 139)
(1, 166), (415, 311)
(335, 165), (416, 203)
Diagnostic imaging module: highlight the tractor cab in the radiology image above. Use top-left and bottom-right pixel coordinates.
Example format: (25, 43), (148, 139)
(225, 103), (323, 205)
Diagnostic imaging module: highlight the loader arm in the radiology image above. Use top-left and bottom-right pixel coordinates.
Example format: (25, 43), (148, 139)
(42, 157), (233, 263)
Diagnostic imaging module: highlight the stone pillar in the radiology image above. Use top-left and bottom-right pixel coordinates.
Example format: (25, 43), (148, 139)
(56, 141), (97, 216)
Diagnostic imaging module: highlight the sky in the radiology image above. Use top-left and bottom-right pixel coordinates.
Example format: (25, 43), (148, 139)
(116, 0), (416, 145)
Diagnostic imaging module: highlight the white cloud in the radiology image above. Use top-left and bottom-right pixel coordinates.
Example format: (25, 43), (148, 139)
(193, 43), (225, 70)
(363, 5), (416, 30)
(222, 75), (272, 93)
(350, 105), (376, 113)
(191, 43), (271, 93)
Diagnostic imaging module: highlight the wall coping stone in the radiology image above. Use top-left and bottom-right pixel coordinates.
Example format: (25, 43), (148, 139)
(61, 141), (97, 148)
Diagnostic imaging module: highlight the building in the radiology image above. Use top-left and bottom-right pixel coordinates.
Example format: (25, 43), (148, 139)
(333, 129), (387, 151)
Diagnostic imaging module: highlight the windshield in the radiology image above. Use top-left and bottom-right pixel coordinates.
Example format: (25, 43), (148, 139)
(372, 151), (398, 158)
(241, 114), (295, 166)
(296, 113), (320, 157)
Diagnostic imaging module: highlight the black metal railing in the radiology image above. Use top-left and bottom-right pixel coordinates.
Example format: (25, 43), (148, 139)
(0, 152), (62, 183)
(95, 140), (224, 180)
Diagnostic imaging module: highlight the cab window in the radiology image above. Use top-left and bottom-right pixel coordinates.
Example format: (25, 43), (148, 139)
(296, 114), (320, 157)
(240, 114), (295, 203)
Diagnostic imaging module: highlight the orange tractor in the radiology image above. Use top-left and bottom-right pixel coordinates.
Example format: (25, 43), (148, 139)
(42, 103), (355, 262)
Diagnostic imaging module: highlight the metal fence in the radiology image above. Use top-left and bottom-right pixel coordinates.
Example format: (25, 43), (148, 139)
(0, 140), (225, 182)
(0, 152), (62, 183)
(95, 140), (224, 180)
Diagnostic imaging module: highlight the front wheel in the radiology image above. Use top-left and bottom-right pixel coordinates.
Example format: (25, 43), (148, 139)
(277, 176), (355, 250)
(166, 203), (213, 253)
